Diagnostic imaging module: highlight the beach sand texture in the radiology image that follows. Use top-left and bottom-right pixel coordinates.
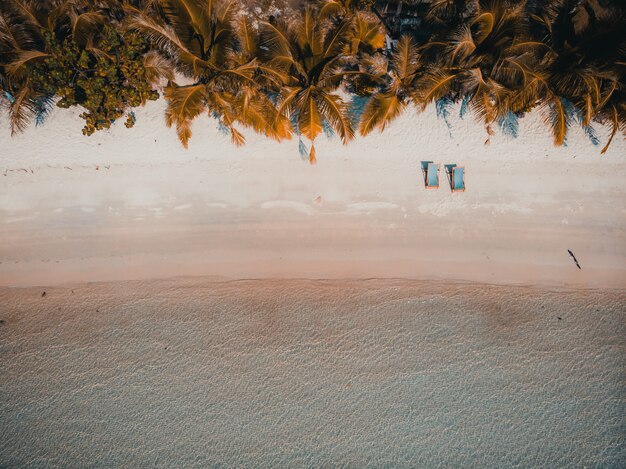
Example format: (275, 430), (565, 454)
(1, 87), (625, 467)
(1, 99), (625, 287)
(0, 279), (624, 467)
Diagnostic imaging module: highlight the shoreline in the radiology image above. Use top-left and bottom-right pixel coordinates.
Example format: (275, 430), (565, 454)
(1, 202), (624, 288)
(2, 274), (625, 294)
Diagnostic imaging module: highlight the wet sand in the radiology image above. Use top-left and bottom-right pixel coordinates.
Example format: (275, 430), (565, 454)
(2, 204), (625, 289)
(1, 278), (624, 467)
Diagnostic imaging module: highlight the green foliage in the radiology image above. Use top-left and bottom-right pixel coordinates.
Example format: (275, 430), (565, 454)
(27, 26), (158, 136)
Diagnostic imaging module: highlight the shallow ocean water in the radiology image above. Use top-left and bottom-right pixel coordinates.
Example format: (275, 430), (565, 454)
(0, 279), (624, 467)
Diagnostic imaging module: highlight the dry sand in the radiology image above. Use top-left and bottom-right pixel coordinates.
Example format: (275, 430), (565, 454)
(1, 278), (624, 466)
(1, 99), (625, 288)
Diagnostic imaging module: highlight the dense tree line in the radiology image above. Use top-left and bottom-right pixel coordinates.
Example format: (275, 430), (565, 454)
(1, 0), (624, 161)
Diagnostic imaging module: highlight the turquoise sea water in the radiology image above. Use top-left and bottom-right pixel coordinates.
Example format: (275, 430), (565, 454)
(1, 279), (624, 467)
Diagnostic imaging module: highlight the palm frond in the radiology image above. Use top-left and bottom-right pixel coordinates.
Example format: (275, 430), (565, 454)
(34, 93), (55, 127)
(8, 81), (37, 135)
(231, 87), (291, 142)
(143, 50), (174, 85)
(319, 1), (343, 21)
(541, 95), (572, 146)
(427, 0), (476, 23)
(391, 35), (420, 80)
(0, 10), (37, 51)
(296, 89), (323, 142)
(317, 92), (354, 144)
(359, 91), (405, 136)
(5, 50), (50, 78)
(601, 105), (618, 154)
(272, 85), (298, 119)
(70, 11), (105, 46)
(235, 15), (256, 58)
(6, 0), (44, 30)
(129, 14), (215, 76)
(472, 11), (494, 45)
(211, 2), (236, 56)
(259, 21), (292, 64)
(448, 25), (476, 62)
(230, 126), (245, 146)
(323, 16), (352, 58)
(154, 0), (208, 47)
(299, 7), (319, 57)
(164, 82), (207, 148)
(348, 12), (385, 54)
(412, 69), (457, 110)
(219, 60), (258, 83)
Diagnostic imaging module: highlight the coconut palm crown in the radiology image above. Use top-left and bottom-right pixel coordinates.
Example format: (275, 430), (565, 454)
(358, 35), (422, 135)
(528, 0), (626, 151)
(129, 0), (291, 147)
(259, 4), (383, 163)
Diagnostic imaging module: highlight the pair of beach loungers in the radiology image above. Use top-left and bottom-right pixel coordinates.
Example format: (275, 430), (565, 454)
(421, 161), (465, 192)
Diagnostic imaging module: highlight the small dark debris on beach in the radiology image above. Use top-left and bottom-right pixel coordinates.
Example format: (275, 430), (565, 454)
(0, 320), (5, 325)
(557, 317), (562, 320)
(567, 249), (581, 269)
(41, 291), (46, 297)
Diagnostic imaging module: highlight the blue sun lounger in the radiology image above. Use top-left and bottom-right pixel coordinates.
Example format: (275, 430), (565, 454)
(451, 166), (465, 192)
(445, 164), (465, 192)
(421, 161), (439, 189)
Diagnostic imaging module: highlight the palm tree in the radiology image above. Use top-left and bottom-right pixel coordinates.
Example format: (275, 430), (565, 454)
(129, 0), (291, 148)
(360, 1), (542, 140)
(0, 0), (54, 134)
(406, 0), (552, 141)
(259, 5), (381, 163)
(528, 0), (625, 151)
(320, 0), (386, 50)
(358, 35), (422, 135)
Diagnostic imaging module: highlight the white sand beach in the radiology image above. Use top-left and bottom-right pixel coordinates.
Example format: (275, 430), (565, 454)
(1, 97), (625, 468)
(1, 99), (625, 288)
(2, 0), (625, 466)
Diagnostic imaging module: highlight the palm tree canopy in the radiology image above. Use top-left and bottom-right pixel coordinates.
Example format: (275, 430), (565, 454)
(130, 0), (292, 148)
(259, 5), (383, 161)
